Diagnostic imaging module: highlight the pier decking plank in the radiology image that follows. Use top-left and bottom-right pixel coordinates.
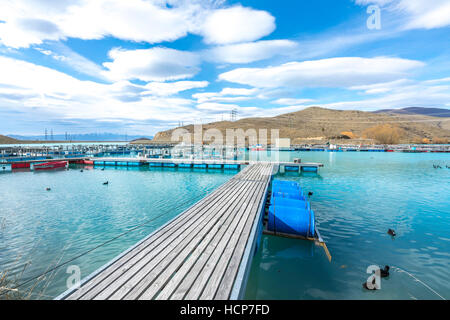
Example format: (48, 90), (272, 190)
(186, 166), (271, 300)
(64, 168), (248, 300)
(59, 163), (273, 300)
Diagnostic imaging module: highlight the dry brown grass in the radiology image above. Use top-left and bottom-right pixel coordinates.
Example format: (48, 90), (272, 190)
(0, 257), (64, 300)
(146, 107), (450, 145)
(362, 124), (405, 144)
(432, 137), (448, 144)
(0, 229), (66, 300)
(340, 131), (358, 139)
(0, 135), (19, 144)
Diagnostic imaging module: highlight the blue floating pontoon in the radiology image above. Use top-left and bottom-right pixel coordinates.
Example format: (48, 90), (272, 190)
(223, 164), (240, 170)
(268, 205), (315, 238)
(163, 163), (177, 167)
(127, 162), (141, 166)
(301, 166), (318, 172)
(149, 162), (163, 167)
(267, 179), (315, 238)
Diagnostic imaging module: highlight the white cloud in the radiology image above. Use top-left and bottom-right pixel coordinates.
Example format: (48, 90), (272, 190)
(0, 55), (200, 123)
(355, 0), (450, 30)
(0, 1), (276, 49)
(193, 87), (258, 103)
(319, 78), (450, 111)
(0, 0), (192, 48)
(200, 5), (275, 45)
(273, 98), (315, 105)
(1, 55), (447, 131)
(143, 81), (209, 96)
(355, 0), (394, 5)
(423, 77), (450, 84)
(204, 39), (298, 64)
(349, 79), (413, 94)
(35, 43), (106, 79)
(219, 57), (424, 88)
(103, 47), (201, 82)
(219, 87), (258, 96)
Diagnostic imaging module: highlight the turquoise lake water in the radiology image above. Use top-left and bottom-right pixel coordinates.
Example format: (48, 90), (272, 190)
(0, 152), (449, 299)
(0, 166), (235, 299)
(244, 151), (450, 300)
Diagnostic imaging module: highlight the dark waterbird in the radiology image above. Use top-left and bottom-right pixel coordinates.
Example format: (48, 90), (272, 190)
(387, 228), (396, 237)
(80, 169), (83, 172)
(103, 181), (109, 185)
(46, 187), (51, 191)
(308, 191), (313, 196)
(380, 265), (390, 278)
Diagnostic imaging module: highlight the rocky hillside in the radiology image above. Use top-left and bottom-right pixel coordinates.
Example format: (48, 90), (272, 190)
(149, 107), (450, 145)
(0, 135), (19, 144)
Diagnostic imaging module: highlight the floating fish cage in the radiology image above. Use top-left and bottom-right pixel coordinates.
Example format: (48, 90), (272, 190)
(263, 179), (331, 261)
(207, 164), (222, 169)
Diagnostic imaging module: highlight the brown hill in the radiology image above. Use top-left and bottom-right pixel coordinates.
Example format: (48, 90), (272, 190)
(149, 107), (450, 145)
(0, 135), (20, 144)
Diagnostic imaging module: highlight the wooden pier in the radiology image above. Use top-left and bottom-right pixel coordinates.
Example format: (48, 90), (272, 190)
(57, 163), (274, 300)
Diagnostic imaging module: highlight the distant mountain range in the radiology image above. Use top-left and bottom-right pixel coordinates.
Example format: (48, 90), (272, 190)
(7, 133), (153, 142)
(373, 107), (450, 118)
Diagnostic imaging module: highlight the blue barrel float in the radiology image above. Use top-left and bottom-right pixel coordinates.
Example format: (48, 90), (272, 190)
(301, 166), (318, 173)
(163, 163), (177, 167)
(224, 164), (240, 170)
(127, 162), (141, 167)
(268, 179), (315, 237)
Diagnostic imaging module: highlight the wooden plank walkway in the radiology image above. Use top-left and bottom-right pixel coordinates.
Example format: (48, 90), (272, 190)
(57, 163), (273, 300)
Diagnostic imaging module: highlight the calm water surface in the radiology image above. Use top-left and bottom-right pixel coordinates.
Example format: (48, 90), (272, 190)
(0, 152), (449, 299)
(244, 151), (450, 300)
(0, 166), (234, 298)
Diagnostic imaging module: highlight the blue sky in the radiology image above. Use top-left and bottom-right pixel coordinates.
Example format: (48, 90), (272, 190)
(0, 0), (449, 135)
